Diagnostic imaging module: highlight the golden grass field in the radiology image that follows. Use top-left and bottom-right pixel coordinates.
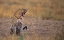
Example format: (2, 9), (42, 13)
(0, 0), (64, 40)
(0, 0), (64, 20)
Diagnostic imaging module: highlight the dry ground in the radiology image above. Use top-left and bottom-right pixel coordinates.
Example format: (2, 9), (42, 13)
(0, 17), (64, 40)
(0, 0), (64, 40)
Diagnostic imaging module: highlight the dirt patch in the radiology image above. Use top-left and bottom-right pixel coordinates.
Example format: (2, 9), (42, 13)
(0, 17), (64, 40)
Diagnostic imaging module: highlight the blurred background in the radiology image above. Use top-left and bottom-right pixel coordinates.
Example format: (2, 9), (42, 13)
(0, 0), (64, 40)
(0, 0), (64, 20)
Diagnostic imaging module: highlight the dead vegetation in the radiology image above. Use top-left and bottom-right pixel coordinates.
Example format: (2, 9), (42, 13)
(0, 0), (64, 40)
(0, 0), (64, 20)
(0, 18), (64, 40)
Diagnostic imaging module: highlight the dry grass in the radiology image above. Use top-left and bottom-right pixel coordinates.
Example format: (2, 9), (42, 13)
(54, 29), (64, 40)
(0, 18), (64, 40)
(0, 0), (64, 40)
(0, 33), (44, 40)
(0, 35), (19, 40)
(0, 0), (64, 20)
